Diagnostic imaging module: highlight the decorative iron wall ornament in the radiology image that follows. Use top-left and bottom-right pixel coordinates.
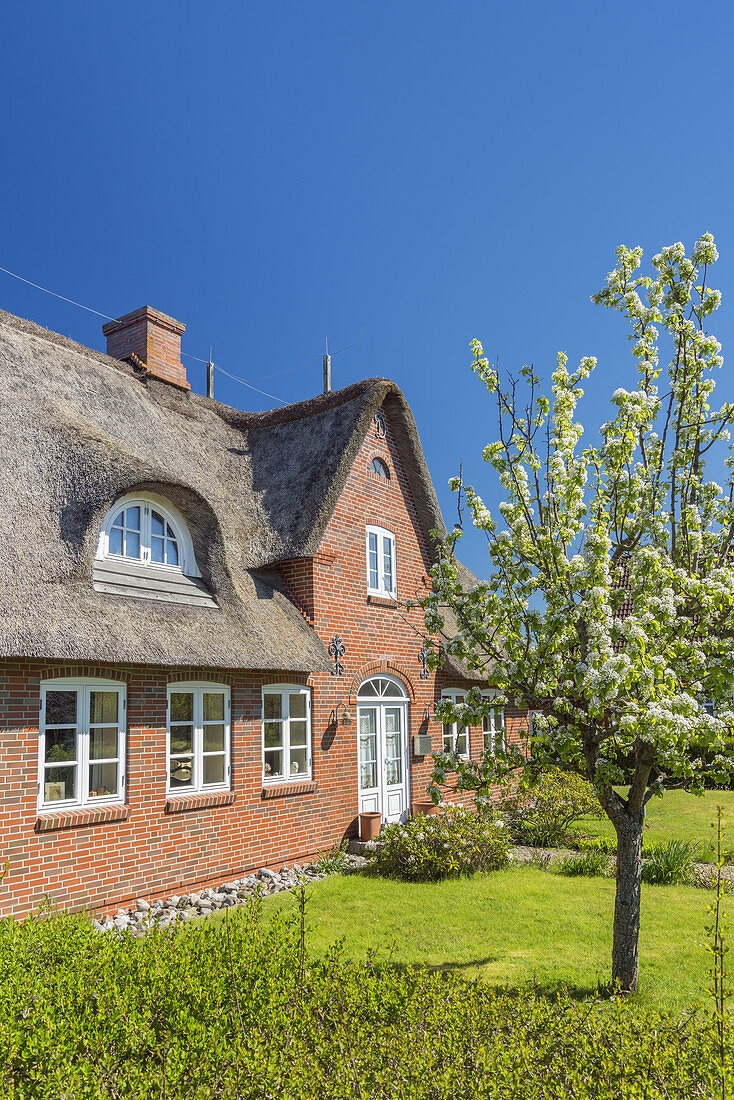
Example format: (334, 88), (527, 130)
(374, 410), (386, 439)
(419, 643), (430, 679)
(328, 635), (346, 676)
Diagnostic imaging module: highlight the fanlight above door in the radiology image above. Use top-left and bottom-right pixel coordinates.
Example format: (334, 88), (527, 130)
(357, 677), (407, 700)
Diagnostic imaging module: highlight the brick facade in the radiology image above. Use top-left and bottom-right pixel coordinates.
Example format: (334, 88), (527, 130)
(0, 401), (525, 918)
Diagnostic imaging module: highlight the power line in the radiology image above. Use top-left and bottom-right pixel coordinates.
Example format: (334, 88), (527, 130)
(0, 264), (117, 321)
(212, 363), (285, 406)
(0, 261), (365, 405)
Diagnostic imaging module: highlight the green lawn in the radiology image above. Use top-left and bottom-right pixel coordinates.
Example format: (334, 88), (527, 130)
(575, 788), (734, 860)
(245, 865), (718, 1013)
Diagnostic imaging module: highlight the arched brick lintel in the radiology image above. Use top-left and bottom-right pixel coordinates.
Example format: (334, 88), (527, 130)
(347, 660), (416, 703)
(42, 664), (128, 683)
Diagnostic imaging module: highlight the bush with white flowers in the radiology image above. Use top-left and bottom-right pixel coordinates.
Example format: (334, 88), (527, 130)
(373, 808), (510, 882)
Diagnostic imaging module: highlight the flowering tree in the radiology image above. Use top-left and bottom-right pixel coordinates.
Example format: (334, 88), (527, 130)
(423, 234), (734, 993)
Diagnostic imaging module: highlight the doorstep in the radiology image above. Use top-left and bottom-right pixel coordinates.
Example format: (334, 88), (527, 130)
(348, 838), (380, 855)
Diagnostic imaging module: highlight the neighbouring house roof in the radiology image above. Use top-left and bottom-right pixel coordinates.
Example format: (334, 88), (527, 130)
(0, 309), (480, 675)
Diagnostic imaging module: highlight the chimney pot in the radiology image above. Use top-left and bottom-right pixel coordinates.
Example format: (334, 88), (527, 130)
(102, 306), (189, 390)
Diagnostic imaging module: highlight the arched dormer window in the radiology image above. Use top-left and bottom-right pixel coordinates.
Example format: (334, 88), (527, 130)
(98, 493), (199, 575)
(94, 492), (216, 608)
(107, 502), (181, 568)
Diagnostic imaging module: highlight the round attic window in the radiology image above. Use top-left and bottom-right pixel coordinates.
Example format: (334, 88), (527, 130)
(370, 457), (390, 479)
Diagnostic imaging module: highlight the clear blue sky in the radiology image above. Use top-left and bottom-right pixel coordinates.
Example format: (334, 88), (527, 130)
(3, 2), (734, 576)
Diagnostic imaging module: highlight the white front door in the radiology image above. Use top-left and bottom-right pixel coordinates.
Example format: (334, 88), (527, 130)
(357, 677), (409, 823)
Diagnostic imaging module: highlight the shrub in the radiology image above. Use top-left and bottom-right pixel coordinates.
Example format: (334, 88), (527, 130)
(1, 894), (734, 1097)
(573, 836), (618, 855)
(641, 840), (699, 885)
(373, 808), (510, 881)
(556, 849), (611, 878)
(314, 840), (349, 873)
(499, 768), (604, 848)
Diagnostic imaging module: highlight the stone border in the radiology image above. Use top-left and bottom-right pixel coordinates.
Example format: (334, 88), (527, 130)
(92, 853), (368, 935)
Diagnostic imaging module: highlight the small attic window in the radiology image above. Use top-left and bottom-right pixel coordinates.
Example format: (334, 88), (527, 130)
(94, 492), (216, 608)
(370, 457), (390, 479)
(103, 498), (185, 571)
(96, 492), (203, 580)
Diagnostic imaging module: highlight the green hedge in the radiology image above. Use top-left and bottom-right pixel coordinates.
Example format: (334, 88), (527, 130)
(1, 897), (733, 1098)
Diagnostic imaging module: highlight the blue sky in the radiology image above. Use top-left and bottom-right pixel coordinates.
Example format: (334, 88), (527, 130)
(3, 2), (734, 576)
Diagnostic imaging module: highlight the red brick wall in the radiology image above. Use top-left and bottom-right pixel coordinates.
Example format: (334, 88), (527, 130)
(0, 401), (526, 918)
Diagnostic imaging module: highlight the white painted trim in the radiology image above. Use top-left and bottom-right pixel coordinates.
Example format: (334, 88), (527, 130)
(481, 690), (506, 753)
(166, 682), (231, 794)
(96, 492), (201, 578)
(38, 678), (127, 812)
(365, 525), (397, 599)
(261, 684), (312, 784)
(441, 689), (471, 759)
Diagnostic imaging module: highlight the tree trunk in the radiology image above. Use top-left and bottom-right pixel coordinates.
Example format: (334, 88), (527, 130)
(612, 812), (645, 993)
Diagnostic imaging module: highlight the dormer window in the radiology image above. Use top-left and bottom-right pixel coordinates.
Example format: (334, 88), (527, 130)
(104, 498), (184, 570)
(94, 492), (216, 608)
(370, 457), (390, 479)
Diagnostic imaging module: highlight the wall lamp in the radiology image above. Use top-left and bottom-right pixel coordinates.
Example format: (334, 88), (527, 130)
(333, 702), (352, 726)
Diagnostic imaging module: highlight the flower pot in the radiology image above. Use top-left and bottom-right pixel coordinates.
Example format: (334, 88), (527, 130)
(359, 812), (382, 841)
(411, 800), (439, 818)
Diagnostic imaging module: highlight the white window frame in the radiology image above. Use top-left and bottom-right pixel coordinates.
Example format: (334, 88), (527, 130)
(366, 525), (397, 598)
(167, 682), (231, 794)
(262, 685), (312, 784)
(96, 492), (201, 577)
(38, 678), (126, 811)
(441, 690), (470, 759)
(482, 691), (506, 754)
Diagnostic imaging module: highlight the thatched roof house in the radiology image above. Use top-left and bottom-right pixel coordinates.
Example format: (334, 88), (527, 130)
(0, 307), (474, 675)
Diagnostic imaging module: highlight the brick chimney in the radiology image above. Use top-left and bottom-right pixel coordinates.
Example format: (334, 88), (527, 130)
(102, 306), (189, 390)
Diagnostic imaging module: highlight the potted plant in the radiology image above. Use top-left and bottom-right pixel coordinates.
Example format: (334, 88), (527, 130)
(359, 812), (382, 841)
(411, 800), (439, 817)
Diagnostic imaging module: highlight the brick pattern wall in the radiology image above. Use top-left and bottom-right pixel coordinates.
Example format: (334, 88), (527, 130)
(0, 401), (527, 918)
(102, 307), (190, 390)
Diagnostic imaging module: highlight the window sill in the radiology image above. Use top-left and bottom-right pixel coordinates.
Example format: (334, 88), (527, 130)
(165, 790), (236, 814)
(36, 803), (129, 833)
(367, 594), (398, 608)
(261, 780), (318, 799)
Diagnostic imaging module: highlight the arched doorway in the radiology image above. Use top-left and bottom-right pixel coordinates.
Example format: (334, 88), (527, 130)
(357, 676), (410, 823)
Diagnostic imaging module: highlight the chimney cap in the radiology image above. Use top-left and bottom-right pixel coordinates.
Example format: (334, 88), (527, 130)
(102, 305), (185, 337)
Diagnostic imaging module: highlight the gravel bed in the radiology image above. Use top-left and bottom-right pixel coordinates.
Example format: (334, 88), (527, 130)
(92, 853), (368, 936)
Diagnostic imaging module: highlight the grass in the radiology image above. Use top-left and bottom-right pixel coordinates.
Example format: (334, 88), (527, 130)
(574, 788), (734, 862)
(233, 865), (717, 1013)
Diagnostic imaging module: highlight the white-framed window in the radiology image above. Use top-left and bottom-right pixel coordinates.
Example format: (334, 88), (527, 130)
(366, 525), (396, 598)
(262, 685), (312, 783)
(482, 692), (506, 753)
(441, 690), (470, 757)
(167, 682), (231, 793)
(96, 492), (201, 576)
(38, 678), (126, 809)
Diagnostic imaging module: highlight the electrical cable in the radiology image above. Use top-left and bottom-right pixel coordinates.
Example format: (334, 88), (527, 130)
(0, 261), (365, 406)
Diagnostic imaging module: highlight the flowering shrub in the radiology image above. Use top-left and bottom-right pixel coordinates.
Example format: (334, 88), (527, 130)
(499, 769), (603, 848)
(374, 808), (510, 881)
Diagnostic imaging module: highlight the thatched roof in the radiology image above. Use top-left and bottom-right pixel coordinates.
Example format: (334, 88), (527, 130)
(0, 309), (455, 672)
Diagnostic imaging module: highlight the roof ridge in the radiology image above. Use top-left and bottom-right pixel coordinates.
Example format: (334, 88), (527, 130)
(0, 308), (400, 428)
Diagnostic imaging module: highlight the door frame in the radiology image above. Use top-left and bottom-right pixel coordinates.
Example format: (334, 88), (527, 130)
(356, 675), (411, 823)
